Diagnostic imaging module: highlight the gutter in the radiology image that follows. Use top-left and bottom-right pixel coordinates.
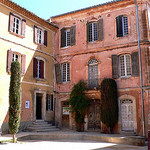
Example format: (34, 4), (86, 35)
(134, 0), (146, 137)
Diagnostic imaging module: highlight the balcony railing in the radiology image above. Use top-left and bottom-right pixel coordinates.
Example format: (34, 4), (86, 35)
(83, 78), (102, 90)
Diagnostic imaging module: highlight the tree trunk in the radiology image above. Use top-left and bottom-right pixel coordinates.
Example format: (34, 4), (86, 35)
(13, 134), (15, 143)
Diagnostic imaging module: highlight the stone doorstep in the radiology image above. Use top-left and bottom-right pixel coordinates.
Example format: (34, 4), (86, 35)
(16, 132), (146, 146)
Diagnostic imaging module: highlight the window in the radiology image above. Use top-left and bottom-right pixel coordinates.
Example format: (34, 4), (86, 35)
(9, 13), (26, 37)
(119, 55), (131, 77)
(87, 19), (103, 42)
(46, 94), (53, 111)
(33, 58), (45, 79)
(116, 15), (128, 37)
(112, 52), (139, 78)
(7, 50), (26, 75)
(87, 23), (98, 42)
(88, 58), (98, 89)
(34, 26), (47, 46)
(61, 26), (76, 47)
(62, 63), (70, 82)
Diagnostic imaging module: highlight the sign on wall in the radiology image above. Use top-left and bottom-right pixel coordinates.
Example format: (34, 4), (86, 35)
(63, 107), (70, 115)
(25, 101), (30, 109)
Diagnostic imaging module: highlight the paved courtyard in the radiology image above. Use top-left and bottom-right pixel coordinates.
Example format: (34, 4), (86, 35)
(0, 139), (148, 150)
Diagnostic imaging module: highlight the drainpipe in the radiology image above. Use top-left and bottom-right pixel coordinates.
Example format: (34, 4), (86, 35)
(134, 0), (146, 137)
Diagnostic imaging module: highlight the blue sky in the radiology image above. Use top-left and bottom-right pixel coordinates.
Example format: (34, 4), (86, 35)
(12, 0), (112, 19)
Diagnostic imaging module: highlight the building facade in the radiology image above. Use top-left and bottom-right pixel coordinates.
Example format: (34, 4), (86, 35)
(0, 0), (58, 133)
(51, 0), (150, 137)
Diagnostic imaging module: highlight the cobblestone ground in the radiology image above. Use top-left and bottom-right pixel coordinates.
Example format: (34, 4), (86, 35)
(0, 139), (148, 150)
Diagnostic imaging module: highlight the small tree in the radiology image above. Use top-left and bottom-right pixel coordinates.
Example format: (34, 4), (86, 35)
(69, 80), (89, 131)
(100, 78), (118, 133)
(8, 61), (21, 143)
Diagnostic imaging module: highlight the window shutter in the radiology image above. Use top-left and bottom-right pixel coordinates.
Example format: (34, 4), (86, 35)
(131, 52), (139, 76)
(40, 60), (44, 79)
(61, 28), (65, 47)
(44, 30), (47, 46)
(97, 19), (103, 41)
(34, 26), (38, 43)
(112, 55), (119, 78)
(87, 22), (89, 42)
(70, 26), (76, 46)
(21, 54), (26, 75)
(22, 19), (26, 37)
(33, 58), (38, 78)
(9, 13), (14, 32)
(55, 63), (61, 83)
(51, 95), (53, 111)
(7, 50), (13, 73)
(142, 10), (148, 40)
(46, 94), (48, 111)
(116, 15), (123, 37)
(18, 19), (21, 35)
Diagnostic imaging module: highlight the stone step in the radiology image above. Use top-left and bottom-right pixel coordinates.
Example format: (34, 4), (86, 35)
(27, 126), (57, 130)
(30, 124), (52, 127)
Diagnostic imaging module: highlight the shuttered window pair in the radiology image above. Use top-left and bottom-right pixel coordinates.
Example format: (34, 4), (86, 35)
(7, 50), (26, 75)
(9, 13), (26, 37)
(112, 52), (139, 78)
(46, 94), (53, 111)
(55, 63), (70, 83)
(33, 58), (44, 79)
(87, 19), (103, 42)
(61, 26), (76, 47)
(116, 15), (128, 37)
(34, 26), (47, 46)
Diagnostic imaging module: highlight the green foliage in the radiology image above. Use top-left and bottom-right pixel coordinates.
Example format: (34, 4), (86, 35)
(69, 80), (89, 128)
(100, 78), (118, 132)
(8, 61), (21, 135)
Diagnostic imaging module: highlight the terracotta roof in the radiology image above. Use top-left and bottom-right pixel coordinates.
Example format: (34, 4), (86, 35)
(0, 0), (58, 29)
(51, 0), (126, 18)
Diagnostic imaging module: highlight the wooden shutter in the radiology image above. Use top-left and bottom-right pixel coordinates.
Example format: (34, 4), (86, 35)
(87, 22), (89, 42)
(67, 63), (70, 81)
(22, 19), (26, 37)
(33, 58), (38, 78)
(46, 94), (48, 111)
(34, 26), (38, 43)
(131, 52), (139, 76)
(97, 19), (103, 41)
(112, 55), (119, 78)
(21, 54), (26, 75)
(18, 19), (21, 35)
(116, 15), (123, 37)
(7, 50), (13, 73)
(70, 26), (76, 46)
(44, 30), (47, 46)
(61, 28), (65, 47)
(9, 12), (14, 32)
(142, 10), (148, 40)
(55, 63), (61, 83)
(51, 95), (53, 111)
(40, 60), (44, 79)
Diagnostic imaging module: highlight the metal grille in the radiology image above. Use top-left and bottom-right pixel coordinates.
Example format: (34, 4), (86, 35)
(122, 16), (128, 36)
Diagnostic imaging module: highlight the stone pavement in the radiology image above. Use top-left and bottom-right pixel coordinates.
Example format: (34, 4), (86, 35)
(0, 131), (148, 150)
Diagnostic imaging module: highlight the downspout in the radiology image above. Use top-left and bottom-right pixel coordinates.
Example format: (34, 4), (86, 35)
(134, 0), (146, 137)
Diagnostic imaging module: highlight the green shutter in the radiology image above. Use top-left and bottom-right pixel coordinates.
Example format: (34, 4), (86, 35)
(70, 26), (76, 46)
(97, 19), (103, 41)
(131, 52), (139, 76)
(112, 55), (119, 78)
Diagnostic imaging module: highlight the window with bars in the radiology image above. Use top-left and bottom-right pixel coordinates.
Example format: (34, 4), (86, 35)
(119, 55), (131, 77)
(64, 30), (70, 47)
(88, 23), (98, 42)
(62, 63), (70, 82)
(116, 15), (128, 37)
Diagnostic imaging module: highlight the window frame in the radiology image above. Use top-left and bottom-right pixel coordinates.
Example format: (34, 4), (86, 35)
(119, 54), (131, 78)
(47, 94), (53, 111)
(87, 22), (98, 42)
(62, 63), (70, 83)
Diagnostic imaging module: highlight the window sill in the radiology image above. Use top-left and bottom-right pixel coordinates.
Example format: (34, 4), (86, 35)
(34, 42), (47, 48)
(60, 46), (71, 50)
(9, 31), (25, 39)
(34, 77), (46, 81)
